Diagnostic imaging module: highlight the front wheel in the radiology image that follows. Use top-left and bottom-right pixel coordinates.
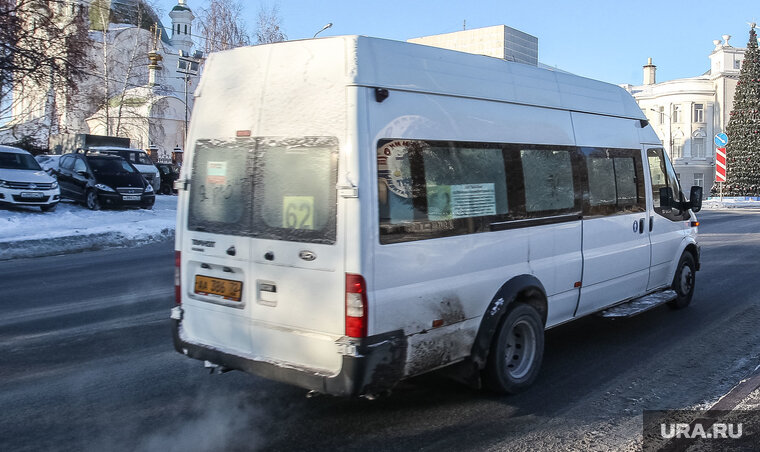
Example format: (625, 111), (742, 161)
(40, 203), (57, 212)
(85, 190), (101, 211)
(668, 253), (696, 309)
(483, 303), (544, 394)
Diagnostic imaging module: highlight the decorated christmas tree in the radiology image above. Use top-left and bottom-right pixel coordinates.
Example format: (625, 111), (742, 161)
(720, 24), (760, 196)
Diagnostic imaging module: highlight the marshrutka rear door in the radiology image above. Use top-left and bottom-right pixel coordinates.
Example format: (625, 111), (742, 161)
(177, 38), (350, 376)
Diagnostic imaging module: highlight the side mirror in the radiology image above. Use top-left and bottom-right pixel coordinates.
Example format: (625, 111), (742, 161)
(77, 170), (90, 178)
(689, 186), (703, 213)
(659, 187), (674, 210)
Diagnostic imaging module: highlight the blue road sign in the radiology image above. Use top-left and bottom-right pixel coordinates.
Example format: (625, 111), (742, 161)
(715, 133), (728, 147)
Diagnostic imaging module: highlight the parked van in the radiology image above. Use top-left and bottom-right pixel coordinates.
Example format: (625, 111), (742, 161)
(172, 36), (702, 397)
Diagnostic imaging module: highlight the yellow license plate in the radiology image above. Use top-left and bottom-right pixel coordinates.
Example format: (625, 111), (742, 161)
(194, 275), (243, 302)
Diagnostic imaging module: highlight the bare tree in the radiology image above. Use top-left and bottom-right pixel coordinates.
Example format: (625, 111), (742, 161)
(255, 4), (286, 45)
(88, 0), (156, 138)
(197, 0), (251, 54)
(0, 0), (89, 144)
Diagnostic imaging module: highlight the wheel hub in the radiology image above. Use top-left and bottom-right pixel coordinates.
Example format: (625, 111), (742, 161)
(504, 319), (537, 380)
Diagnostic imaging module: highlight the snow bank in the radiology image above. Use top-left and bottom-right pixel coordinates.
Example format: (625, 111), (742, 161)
(703, 197), (760, 210)
(0, 196), (177, 260)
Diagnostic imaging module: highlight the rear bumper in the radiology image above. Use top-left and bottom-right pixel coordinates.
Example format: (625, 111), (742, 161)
(171, 312), (406, 397)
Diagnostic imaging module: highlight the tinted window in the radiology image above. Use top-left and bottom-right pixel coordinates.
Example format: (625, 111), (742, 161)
(188, 137), (338, 244)
(0, 152), (42, 170)
(253, 137), (338, 244)
(584, 148), (646, 216)
(377, 140), (580, 244)
(89, 157), (136, 174)
(59, 155), (74, 170)
(520, 148), (575, 214)
(73, 157), (87, 173)
(188, 139), (252, 236)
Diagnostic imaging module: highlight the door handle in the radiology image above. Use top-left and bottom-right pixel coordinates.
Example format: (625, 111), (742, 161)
(649, 216), (653, 232)
(639, 218), (645, 234)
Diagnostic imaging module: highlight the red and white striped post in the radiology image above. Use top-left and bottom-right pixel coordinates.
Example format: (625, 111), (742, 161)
(714, 133), (728, 202)
(715, 147), (726, 201)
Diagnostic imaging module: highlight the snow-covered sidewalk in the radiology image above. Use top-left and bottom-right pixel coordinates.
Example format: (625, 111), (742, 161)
(703, 197), (760, 209)
(0, 195), (177, 260)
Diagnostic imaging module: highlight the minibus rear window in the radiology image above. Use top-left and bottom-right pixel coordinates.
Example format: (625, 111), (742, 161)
(252, 137), (339, 244)
(188, 137), (338, 244)
(188, 139), (252, 236)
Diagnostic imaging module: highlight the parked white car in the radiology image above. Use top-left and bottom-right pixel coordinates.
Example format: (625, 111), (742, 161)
(0, 145), (60, 211)
(86, 147), (161, 192)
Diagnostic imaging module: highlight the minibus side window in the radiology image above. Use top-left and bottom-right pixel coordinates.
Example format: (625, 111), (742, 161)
(647, 148), (688, 221)
(519, 148), (576, 214)
(377, 140), (581, 244)
(583, 148), (646, 216)
(377, 139), (511, 244)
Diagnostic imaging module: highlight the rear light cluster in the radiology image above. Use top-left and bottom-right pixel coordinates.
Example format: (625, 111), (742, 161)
(345, 273), (367, 338)
(175, 251), (182, 306)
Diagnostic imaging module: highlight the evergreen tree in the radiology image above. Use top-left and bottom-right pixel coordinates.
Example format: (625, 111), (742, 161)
(720, 24), (760, 196)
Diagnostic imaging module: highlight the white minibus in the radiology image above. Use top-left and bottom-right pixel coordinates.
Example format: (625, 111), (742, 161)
(171, 36), (702, 397)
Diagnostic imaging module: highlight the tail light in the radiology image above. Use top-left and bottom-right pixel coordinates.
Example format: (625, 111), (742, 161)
(345, 273), (368, 338)
(174, 251), (182, 305)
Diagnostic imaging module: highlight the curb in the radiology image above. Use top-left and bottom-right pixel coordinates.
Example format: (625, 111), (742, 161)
(0, 229), (175, 261)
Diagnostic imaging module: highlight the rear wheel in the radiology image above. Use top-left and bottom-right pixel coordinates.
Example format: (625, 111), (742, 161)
(668, 253), (696, 309)
(85, 190), (100, 210)
(483, 303), (544, 394)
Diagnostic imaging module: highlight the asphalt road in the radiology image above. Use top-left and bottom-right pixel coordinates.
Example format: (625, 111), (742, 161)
(1, 209), (759, 451)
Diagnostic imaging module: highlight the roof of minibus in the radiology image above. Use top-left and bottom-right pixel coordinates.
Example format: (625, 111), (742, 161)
(203, 35), (646, 121)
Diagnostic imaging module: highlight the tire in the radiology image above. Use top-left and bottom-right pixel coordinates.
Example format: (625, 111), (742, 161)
(483, 303), (544, 394)
(85, 190), (101, 211)
(668, 253), (696, 309)
(40, 203), (57, 212)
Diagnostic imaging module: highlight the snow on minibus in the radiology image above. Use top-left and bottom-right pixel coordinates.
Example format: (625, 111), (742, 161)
(171, 36), (702, 397)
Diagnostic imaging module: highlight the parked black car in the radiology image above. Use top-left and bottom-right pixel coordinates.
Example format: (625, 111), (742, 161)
(54, 153), (155, 210)
(155, 163), (180, 194)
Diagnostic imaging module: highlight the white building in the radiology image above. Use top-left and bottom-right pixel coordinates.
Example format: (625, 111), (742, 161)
(2, 0), (202, 162)
(622, 35), (745, 195)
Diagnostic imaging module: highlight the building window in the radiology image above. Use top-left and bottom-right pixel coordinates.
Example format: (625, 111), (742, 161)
(735, 60), (741, 69)
(177, 24), (180, 35)
(672, 138), (683, 159)
(693, 104), (704, 123)
(184, 24), (188, 34)
(692, 138), (705, 158)
(672, 105), (682, 123)
(658, 106), (665, 124)
(694, 172), (704, 188)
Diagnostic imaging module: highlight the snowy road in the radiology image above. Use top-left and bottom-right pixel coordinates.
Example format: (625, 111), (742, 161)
(0, 209), (759, 451)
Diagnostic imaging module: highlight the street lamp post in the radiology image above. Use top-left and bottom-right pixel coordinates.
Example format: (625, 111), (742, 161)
(649, 108), (674, 156)
(314, 23), (333, 38)
(176, 50), (204, 149)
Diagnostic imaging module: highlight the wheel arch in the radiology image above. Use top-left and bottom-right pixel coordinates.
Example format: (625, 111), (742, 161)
(670, 237), (700, 279)
(470, 274), (547, 369)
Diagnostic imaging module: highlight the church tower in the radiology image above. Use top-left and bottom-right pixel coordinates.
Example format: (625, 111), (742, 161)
(169, 0), (194, 54)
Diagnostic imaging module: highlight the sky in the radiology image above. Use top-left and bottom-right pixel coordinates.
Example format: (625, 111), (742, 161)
(156, 0), (760, 86)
